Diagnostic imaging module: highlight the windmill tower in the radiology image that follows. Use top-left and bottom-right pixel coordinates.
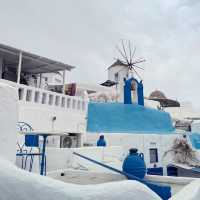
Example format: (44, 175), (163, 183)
(108, 40), (145, 103)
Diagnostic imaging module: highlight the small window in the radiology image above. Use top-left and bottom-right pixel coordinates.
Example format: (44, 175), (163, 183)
(149, 148), (158, 163)
(114, 73), (119, 82)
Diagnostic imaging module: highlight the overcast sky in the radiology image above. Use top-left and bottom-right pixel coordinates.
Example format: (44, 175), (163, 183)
(0, 0), (199, 108)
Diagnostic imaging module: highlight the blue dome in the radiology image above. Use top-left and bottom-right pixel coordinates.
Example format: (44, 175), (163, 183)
(122, 148), (146, 179)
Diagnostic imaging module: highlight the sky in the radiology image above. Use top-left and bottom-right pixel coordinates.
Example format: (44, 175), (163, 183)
(0, 0), (200, 108)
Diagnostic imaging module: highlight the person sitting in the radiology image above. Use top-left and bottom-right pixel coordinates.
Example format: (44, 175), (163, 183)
(97, 135), (106, 147)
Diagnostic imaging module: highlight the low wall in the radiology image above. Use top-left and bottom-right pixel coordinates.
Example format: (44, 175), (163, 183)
(48, 170), (126, 185)
(46, 146), (123, 173)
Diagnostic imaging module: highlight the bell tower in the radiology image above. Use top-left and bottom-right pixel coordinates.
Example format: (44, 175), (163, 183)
(107, 60), (129, 102)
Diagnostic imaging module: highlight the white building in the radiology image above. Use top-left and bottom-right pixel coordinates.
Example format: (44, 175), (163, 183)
(0, 43), (88, 148)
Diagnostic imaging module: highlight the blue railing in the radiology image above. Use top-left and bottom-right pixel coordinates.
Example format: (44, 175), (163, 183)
(16, 122), (46, 175)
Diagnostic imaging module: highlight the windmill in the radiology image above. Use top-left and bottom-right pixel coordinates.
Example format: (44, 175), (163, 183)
(115, 40), (145, 80)
(100, 40), (145, 103)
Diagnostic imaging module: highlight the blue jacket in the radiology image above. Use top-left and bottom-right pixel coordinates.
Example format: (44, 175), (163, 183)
(97, 139), (106, 147)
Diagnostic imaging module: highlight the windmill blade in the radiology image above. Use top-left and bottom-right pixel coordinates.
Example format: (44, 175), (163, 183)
(121, 40), (130, 65)
(134, 58), (146, 62)
(115, 40), (146, 80)
(132, 67), (143, 80)
(116, 45), (128, 64)
(133, 59), (146, 65)
(133, 64), (144, 70)
(131, 46), (136, 63)
(113, 57), (128, 66)
(128, 40), (132, 64)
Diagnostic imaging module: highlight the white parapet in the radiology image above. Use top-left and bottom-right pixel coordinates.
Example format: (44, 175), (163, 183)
(0, 79), (88, 134)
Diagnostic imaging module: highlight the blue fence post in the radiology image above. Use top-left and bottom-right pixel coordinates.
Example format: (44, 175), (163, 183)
(40, 135), (48, 176)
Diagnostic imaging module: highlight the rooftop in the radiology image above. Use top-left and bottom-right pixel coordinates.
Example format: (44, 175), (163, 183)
(0, 43), (75, 74)
(149, 90), (180, 108)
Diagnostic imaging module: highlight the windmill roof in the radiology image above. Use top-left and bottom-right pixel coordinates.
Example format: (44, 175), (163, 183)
(108, 59), (128, 69)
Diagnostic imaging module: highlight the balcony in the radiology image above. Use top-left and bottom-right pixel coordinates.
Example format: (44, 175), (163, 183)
(0, 79), (88, 113)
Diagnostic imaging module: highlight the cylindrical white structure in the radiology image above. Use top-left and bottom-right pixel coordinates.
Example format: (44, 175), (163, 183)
(108, 64), (129, 102)
(0, 83), (18, 163)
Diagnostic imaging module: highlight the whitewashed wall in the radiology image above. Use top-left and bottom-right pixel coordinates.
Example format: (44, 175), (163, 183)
(18, 103), (86, 133)
(46, 146), (123, 173)
(42, 133), (182, 174)
(108, 65), (129, 102)
(86, 133), (180, 168)
(0, 83), (18, 163)
(0, 79), (88, 136)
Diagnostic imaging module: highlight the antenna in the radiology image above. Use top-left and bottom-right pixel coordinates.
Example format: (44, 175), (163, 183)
(116, 39), (145, 80)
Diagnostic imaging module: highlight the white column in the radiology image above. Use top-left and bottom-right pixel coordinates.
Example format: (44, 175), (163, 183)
(62, 70), (66, 94)
(39, 74), (42, 88)
(0, 57), (3, 79)
(17, 51), (22, 84)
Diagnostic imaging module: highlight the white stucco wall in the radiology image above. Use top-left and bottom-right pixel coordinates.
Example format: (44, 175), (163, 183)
(45, 146), (123, 173)
(18, 103), (86, 133)
(108, 65), (129, 102)
(86, 133), (180, 168)
(0, 83), (18, 163)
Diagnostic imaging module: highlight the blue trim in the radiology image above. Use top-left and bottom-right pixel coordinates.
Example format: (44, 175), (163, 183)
(124, 78), (132, 104)
(147, 167), (163, 176)
(40, 135), (48, 176)
(137, 81), (144, 106)
(87, 103), (175, 133)
(25, 135), (39, 147)
(191, 167), (200, 173)
(167, 166), (178, 176)
(124, 77), (144, 106)
(189, 133), (200, 150)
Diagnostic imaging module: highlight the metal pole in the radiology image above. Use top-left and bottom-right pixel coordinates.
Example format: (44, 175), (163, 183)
(40, 135), (48, 175)
(17, 51), (22, 84)
(73, 152), (141, 181)
(62, 70), (66, 94)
